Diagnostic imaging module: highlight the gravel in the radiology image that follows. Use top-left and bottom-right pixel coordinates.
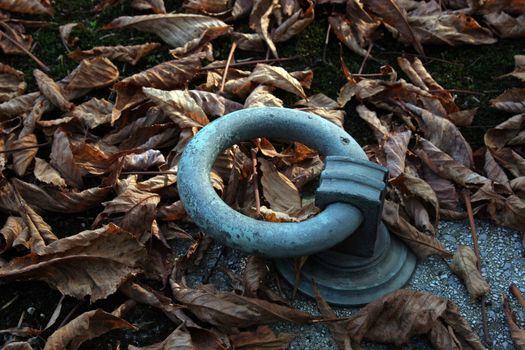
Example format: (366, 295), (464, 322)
(206, 219), (524, 349)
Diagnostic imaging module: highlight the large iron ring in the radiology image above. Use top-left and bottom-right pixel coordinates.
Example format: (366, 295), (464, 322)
(177, 107), (366, 257)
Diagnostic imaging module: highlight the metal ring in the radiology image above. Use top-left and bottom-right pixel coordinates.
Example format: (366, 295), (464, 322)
(177, 107), (366, 257)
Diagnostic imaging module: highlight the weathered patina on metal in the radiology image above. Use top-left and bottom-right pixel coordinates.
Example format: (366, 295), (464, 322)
(177, 107), (416, 305)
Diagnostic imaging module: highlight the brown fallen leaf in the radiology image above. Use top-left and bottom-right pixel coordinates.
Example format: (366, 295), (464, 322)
(490, 88), (525, 114)
(410, 13), (497, 46)
(296, 93), (345, 128)
(0, 62), (25, 102)
(347, 289), (486, 349)
(0, 0), (54, 15)
(242, 255), (268, 298)
(471, 183), (525, 231)
(64, 57), (119, 92)
(415, 137), (489, 189)
(449, 245), (490, 300)
(383, 200), (451, 259)
(249, 64), (307, 99)
(0, 21), (33, 55)
(229, 325), (296, 350)
(329, 14), (370, 57)
(111, 53), (204, 124)
(34, 158), (66, 188)
(384, 129), (411, 178)
(50, 129), (86, 189)
(187, 90), (243, 117)
(59, 23), (82, 51)
(10, 133), (38, 176)
(68, 43), (161, 65)
(363, 0), (424, 55)
(170, 281), (315, 332)
(0, 216), (25, 254)
(119, 280), (190, 324)
(272, 0), (315, 44)
(405, 103), (473, 168)
(104, 14), (230, 56)
(244, 85), (283, 108)
(0, 224), (146, 301)
(184, 0), (231, 15)
(503, 293), (525, 350)
(3, 342), (34, 350)
(44, 309), (135, 350)
(143, 87), (210, 128)
(11, 178), (110, 213)
(313, 283), (353, 350)
(131, 0), (167, 14)
(93, 184), (160, 243)
(483, 12), (525, 39)
(129, 324), (227, 350)
(33, 69), (74, 112)
(259, 158), (302, 214)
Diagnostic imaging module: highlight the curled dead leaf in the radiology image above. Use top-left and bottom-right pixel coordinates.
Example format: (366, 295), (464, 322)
(0, 63), (25, 102)
(259, 158), (302, 214)
(229, 326), (295, 350)
(44, 309), (135, 350)
(68, 43), (161, 65)
(450, 245), (490, 300)
(0, 224), (146, 301)
(0, 0), (54, 15)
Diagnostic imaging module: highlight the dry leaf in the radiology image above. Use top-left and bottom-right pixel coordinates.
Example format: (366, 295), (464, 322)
(3, 342), (33, 350)
(415, 138), (489, 188)
(129, 324), (226, 350)
(229, 326), (295, 350)
(449, 245), (490, 300)
(170, 281), (314, 332)
(44, 309), (135, 350)
(0, 0), (53, 15)
(119, 280), (187, 324)
(143, 87), (209, 128)
(249, 0), (279, 58)
(272, 0), (315, 43)
(33, 69), (74, 112)
(104, 14), (230, 56)
(249, 64), (307, 99)
(50, 129), (86, 188)
(93, 185), (160, 243)
(383, 200), (451, 259)
(0, 216), (25, 254)
(242, 255), (268, 297)
(490, 88), (525, 113)
(259, 158), (302, 214)
(184, 0), (232, 15)
(484, 12), (525, 38)
(0, 224), (146, 301)
(131, 0), (167, 13)
(111, 53), (203, 123)
(244, 85), (283, 108)
(68, 43), (161, 65)
(0, 22), (33, 55)
(384, 130), (411, 177)
(313, 283), (353, 350)
(10, 133), (38, 176)
(34, 157), (67, 187)
(11, 178), (110, 213)
(503, 293), (525, 350)
(0, 63), (25, 102)
(347, 289), (486, 349)
(59, 23), (82, 51)
(64, 57), (119, 92)
(363, 0), (424, 54)
(409, 14), (497, 46)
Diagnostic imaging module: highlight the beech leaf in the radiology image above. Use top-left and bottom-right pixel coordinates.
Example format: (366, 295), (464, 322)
(450, 245), (490, 300)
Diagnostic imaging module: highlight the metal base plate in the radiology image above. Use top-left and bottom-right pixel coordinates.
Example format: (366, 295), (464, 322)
(275, 226), (417, 306)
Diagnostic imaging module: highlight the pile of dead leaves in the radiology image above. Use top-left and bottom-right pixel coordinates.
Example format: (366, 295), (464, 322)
(0, 0), (524, 349)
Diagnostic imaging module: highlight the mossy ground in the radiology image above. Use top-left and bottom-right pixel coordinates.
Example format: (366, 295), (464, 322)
(0, 1), (523, 348)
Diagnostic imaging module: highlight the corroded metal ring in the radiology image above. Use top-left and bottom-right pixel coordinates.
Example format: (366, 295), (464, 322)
(177, 107), (367, 257)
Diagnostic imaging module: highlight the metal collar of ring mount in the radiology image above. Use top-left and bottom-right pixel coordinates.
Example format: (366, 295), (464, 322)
(177, 107), (387, 258)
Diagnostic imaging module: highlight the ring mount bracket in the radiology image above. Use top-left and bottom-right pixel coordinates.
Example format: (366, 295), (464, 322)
(315, 156), (388, 258)
(177, 107), (416, 306)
